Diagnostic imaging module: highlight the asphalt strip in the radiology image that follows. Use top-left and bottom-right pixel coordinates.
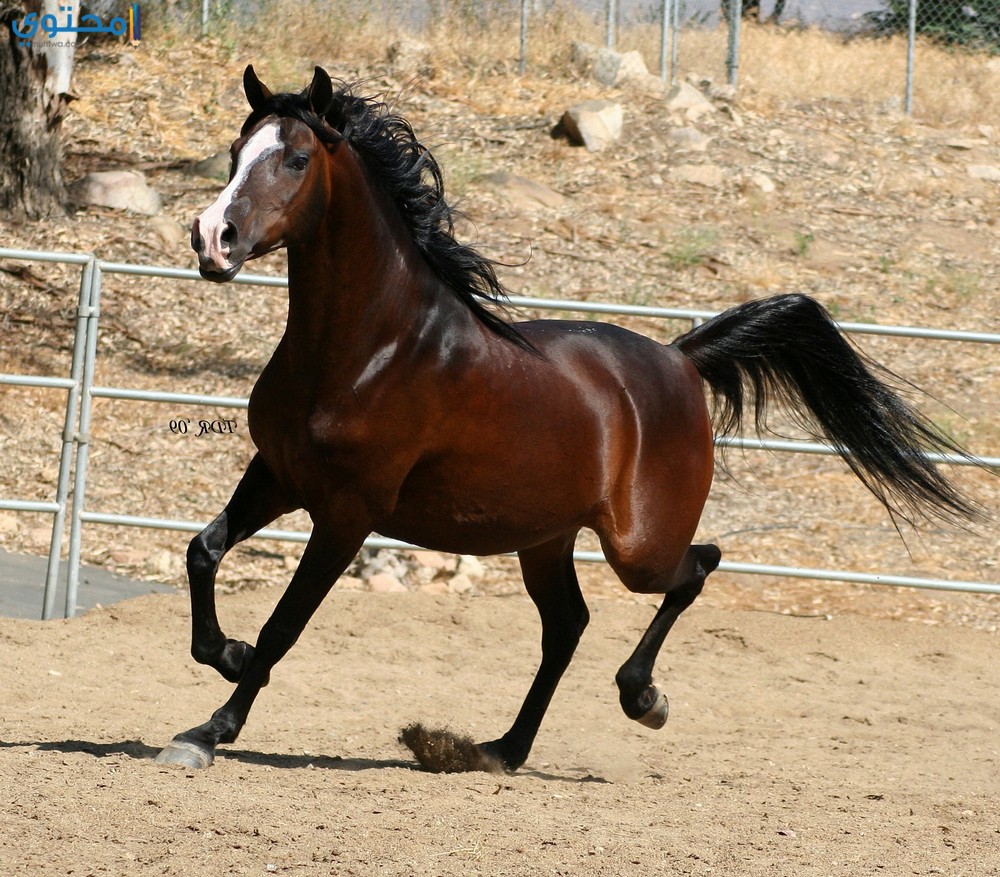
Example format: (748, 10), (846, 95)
(0, 549), (176, 620)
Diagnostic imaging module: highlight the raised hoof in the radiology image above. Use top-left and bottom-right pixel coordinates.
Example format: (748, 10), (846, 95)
(635, 689), (669, 730)
(154, 737), (215, 769)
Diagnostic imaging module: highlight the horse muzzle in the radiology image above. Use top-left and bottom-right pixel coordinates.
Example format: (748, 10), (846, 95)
(191, 216), (245, 282)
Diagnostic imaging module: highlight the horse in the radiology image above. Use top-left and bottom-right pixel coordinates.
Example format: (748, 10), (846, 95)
(156, 65), (977, 773)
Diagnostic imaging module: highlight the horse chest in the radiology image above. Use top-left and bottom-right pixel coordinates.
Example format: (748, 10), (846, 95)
(250, 368), (414, 501)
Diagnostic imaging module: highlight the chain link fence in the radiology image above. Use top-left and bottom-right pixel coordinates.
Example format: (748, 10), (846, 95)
(143, 0), (998, 120)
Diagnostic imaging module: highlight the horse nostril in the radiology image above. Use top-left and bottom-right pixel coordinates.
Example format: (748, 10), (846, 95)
(221, 221), (237, 249)
(190, 218), (203, 253)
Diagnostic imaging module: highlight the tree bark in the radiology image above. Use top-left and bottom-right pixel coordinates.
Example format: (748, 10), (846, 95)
(0, 0), (68, 219)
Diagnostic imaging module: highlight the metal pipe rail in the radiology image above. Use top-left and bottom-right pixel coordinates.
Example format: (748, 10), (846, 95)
(0, 247), (997, 618)
(0, 250), (97, 619)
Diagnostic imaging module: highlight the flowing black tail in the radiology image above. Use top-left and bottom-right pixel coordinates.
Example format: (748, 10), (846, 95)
(674, 293), (979, 525)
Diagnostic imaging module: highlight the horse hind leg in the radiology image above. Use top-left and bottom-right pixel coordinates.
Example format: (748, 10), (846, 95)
(482, 534), (590, 771)
(405, 534), (588, 774)
(612, 543), (721, 729)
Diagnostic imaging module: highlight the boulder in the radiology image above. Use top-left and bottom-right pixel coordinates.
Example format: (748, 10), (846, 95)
(667, 126), (711, 152)
(560, 100), (624, 153)
(67, 170), (162, 216)
(368, 572), (407, 593)
(571, 42), (660, 92)
(592, 48), (649, 88)
(967, 165), (1000, 182)
(473, 171), (567, 210)
(386, 37), (433, 74)
(148, 214), (187, 250)
(670, 164), (726, 188)
(664, 82), (715, 120)
(187, 151), (231, 181)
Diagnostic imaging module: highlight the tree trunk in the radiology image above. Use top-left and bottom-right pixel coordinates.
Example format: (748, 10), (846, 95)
(0, 0), (68, 219)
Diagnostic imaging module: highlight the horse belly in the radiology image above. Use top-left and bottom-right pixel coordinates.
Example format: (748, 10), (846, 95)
(383, 439), (601, 556)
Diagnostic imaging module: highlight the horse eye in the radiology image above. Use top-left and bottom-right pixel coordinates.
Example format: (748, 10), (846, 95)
(288, 154), (309, 172)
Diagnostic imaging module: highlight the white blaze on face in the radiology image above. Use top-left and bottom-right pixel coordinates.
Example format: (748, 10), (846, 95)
(197, 121), (283, 271)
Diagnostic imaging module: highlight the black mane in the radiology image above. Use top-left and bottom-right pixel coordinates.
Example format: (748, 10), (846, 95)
(242, 84), (530, 350)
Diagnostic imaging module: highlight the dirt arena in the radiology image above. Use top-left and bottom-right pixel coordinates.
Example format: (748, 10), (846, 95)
(2, 24), (999, 877)
(2, 585), (998, 876)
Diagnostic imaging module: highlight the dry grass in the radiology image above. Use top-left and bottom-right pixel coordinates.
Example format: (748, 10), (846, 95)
(147, 3), (1000, 129)
(1, 4), (997, 628)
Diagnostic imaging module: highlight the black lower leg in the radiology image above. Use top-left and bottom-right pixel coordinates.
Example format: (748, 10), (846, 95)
(158, 523), (369, 770)
(481, 540), (588, 772)
(616, 543), (720, 727)
(186, 455), (292, 683)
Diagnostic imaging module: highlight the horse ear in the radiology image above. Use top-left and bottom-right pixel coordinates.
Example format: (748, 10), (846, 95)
(305, 66), (334, 118)
(243, 65), (273, 112)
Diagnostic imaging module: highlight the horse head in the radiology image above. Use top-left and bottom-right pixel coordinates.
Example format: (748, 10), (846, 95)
(191, 65), (338, 282)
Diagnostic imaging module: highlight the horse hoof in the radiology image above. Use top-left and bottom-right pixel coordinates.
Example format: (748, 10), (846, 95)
(154, 737), (214, 769)
(636, 690), (669, 730)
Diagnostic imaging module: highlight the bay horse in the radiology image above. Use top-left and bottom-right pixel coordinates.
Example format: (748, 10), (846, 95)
(157, 65), (976, 772)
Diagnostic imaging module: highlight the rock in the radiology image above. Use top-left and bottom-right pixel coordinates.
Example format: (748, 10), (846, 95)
(146, 550), (176, 579)
(569, 41), (599, 68)
(667, 126), (711, 152)
(967, 165), (1000, 181)
(474, 171), (567, 210)
(148, 215), (187, 251)
(0, 512), (19, 535)
(417, 580), (450, 595)
(664, 82), (715, 120)
(592, 48), (649, 88)
(747, 172), (776, 194)
(457, 555), (485, 579)
(570, 44), (662, 93)
(409, 550), (451, 571)
(68, 170), (162, 216)
(708, 83), (737, 103)
(670, 164), (726, 188)
(448, 573), (474, 595)
(187, 151), (231, 181)
(368, 572), (406, 593)
(560, 100), (624, 153)
(387, 37), (432, 74)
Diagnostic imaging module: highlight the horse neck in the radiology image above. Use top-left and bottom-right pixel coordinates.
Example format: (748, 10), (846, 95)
(283, 146), (453, 365)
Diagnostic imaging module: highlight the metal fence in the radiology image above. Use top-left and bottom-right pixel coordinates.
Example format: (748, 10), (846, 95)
(1, 245), (998, 619)
(160, 0), (1000, 116)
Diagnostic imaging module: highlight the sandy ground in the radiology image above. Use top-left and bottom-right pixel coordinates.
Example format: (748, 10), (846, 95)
(2, 585), (998, 876)
(1, 35), (998, 877)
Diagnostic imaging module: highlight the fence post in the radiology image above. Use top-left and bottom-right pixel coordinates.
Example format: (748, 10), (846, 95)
(726, 0), (741, 86)
(41, 257), (96, 619)
(520, 0), (528, 74)
(660, 0), (672, 81)
(671, 0), (679, 83)
(905, 0), (917, 114)
(64, 263), (102, 618)
(606, 0), (617, 49)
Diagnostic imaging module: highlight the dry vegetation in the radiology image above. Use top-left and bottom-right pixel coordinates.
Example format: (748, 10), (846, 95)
(0, 6), (997, 628)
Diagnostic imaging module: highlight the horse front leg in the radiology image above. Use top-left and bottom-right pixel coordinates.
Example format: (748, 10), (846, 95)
(187, 453), (296, 683)
(156, 521), (370, 769)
